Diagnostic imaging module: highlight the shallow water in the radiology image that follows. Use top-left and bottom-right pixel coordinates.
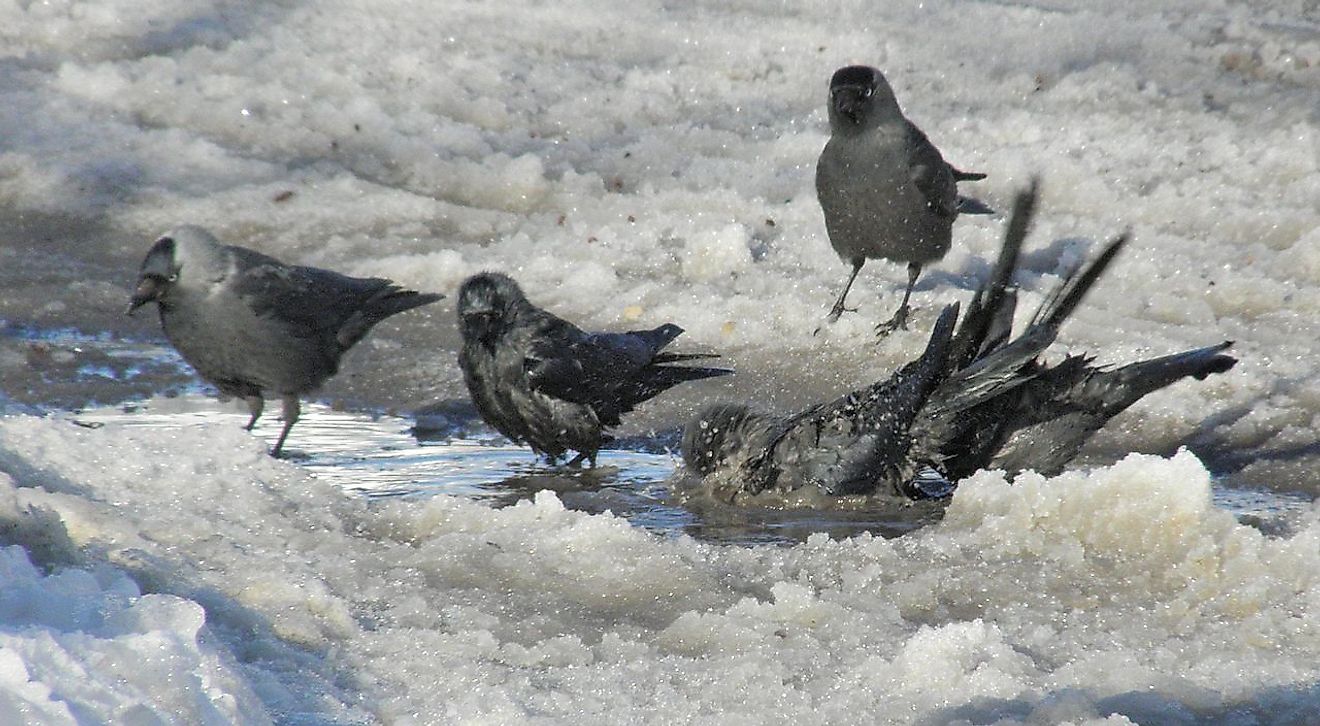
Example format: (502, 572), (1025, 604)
(67, 392), (1312, 547)
(7, 324), (1314, 545)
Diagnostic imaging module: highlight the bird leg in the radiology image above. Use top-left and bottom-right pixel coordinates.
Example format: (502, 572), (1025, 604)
(243, 396), (264, 431)
(270, 396), (300, 457)
(564, 451), (598, 468)
(826, 259), (865, 323)
(875, 262), (921, 336)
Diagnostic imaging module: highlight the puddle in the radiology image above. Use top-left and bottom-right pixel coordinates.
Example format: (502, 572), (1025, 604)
(7, 325), (1315, 544)
(68, 395), (1317, 545)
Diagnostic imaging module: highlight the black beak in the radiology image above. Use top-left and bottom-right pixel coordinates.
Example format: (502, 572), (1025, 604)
(831, 86), (870, 124)
(462, 310), (499, 343)
(127, 276), (162, 316)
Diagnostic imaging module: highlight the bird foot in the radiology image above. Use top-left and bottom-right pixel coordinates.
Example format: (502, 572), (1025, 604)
(564, 452), (598, 468)
(814, 303), (859, 336)
(826, 302), (858, 324)
(874, 305), (911, 337)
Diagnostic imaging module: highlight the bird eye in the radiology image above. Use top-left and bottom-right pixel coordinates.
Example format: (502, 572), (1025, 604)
(168, 274), (178, 282)
(863, 87), (874, 98)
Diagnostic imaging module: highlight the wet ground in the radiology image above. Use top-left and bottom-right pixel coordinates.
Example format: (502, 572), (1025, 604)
(4, 325), (1314, 545)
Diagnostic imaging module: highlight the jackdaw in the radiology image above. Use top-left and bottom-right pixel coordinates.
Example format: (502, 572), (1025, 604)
(815, 64), (992, 335)
(683, 182), (1236, 502)
(127, 225), (444, 456)
(457, 272), (731, 467)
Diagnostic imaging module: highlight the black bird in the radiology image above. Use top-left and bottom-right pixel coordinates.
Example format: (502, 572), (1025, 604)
(457, 272), (731, 466)
(128, 225), (443, 456)
(683, 182), (1236, 501)
(815, 64), (992, 335)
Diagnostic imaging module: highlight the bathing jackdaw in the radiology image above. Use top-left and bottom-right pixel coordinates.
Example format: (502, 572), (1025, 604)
(457, 272), (731, 467)
(683, 182), (1236, 502)
(815, 64), (992, 335)
(127, 225), (444, 456)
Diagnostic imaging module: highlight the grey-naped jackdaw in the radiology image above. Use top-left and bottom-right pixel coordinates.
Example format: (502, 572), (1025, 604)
(128, 225), (444, 456)
(457, 272), (731, 467)
(816, 64), (992, 335)
(684, 182), (1236, 502)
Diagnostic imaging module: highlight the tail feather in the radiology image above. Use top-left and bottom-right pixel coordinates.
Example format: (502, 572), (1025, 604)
(1094, 341), (1237, 416)
(628, 323), (685, 353)
(648, 364), (734, 387)
(367, 289), (445, 320)
(653, 351), (722, 364)
(1031, 234), (1127, 330)
(617, 364), (733, 419)
(338, 288), (444, 348)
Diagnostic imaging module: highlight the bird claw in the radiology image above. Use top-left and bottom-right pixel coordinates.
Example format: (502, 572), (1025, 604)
(874, 306), (911, 337)
(815, 303), (860, 335)
(813, 303), (865, 337)
(826, 303), (859, 324)
(563, 452), (597, 468)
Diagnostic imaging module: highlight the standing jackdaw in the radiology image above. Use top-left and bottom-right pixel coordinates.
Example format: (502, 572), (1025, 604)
(816, 64), (992, 335)
(127, 225), (443, 456)
(683, 182), (1236, 502)
(457, 272), (731, 467)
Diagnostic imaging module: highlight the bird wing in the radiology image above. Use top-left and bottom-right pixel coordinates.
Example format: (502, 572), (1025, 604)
(521, 317), (627, 403)
(767, 305), (958, 497)
(228, 247), (395, 342)
(525, 322), (728, 426)
(903, 120), (960, 219)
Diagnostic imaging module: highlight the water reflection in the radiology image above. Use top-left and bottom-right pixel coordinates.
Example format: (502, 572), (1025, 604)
(69, 396), (1315, 546)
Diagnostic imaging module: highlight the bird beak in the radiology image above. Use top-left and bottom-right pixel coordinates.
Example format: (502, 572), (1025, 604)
(462, 310), (498, 341)
(126, 276), (162, 316)
(831, 87), (869, 124)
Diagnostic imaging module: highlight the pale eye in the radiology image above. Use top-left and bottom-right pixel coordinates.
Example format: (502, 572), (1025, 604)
(168, 274), (178, 282)
(863, 87), (874, 98)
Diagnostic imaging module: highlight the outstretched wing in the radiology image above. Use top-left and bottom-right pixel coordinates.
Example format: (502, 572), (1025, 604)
(766, 305), (959, 497)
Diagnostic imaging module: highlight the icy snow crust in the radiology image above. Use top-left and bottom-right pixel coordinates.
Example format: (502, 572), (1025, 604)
(1, 0), (1319, 721)
(2, 417), (1320, 723)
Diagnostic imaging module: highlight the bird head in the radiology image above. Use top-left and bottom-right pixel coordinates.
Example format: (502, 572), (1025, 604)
(827, 65), (900, 131)
(457, 272), (526, 344)
(127, 234), (179, 315)
(681, 402), (769, 477)
(127, 225), (227, 315)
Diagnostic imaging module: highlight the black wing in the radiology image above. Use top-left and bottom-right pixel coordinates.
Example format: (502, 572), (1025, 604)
(526, 322), (730, 426)
(904, 120), (961, 219)
(766, 304), (959, 497)
(229, 246), (439, 351)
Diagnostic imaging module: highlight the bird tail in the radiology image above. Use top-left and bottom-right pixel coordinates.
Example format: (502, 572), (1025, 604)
(1087, 341), (1237, 417)
(654, 352), (722, 363)
(628, 323), (686, 352)
(338, 287), (444, 349)
(646, 363), (734, 388)
(1030, 234), (1126, 331)
(614, 363), (732, 426)
(366, 288), (446, 320)
(627, 322), (726, 364)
